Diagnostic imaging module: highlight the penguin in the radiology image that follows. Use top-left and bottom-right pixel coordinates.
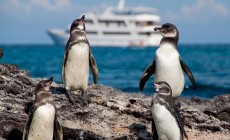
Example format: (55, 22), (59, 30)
(62, 15), (98, 103)
(23, 77), (63, 140)
(139, 23), (196, 97)
(151, 81), (188, 140)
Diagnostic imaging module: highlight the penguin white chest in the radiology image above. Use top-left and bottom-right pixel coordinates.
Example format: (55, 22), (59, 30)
(152, 104), (181, 140)
(155, 44), (185, 97)
(64, 43), (89, 91)
(28, 103), (55, 140)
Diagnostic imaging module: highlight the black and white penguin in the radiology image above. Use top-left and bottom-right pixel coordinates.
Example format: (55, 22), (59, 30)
(151, 81), (188, 140)
(62, 15), (98, 103)
(139, 23), (196, 97)
(23, 77), (63, 140)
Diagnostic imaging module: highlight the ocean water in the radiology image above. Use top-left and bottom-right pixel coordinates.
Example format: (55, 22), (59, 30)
(0, 44), (229, 98)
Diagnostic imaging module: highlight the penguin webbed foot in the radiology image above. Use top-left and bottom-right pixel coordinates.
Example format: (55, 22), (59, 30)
(62, 89), (75, 104)
(64, 89), (91, 105)
(67, 95), (76, 104)
(69, 94), (90, 105)
(65, 92), (83, 105)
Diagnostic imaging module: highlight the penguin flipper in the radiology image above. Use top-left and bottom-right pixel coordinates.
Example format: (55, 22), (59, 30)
(152, 119), (159, 140)
(65, 90), (75, 104)
(180, 58), (196, 89)
(170, 105), (188, 140)
(139, 61), (155, 91)
(23, 108), (35, 140)
(53, 115), (63, 140)
(89, 50), (98, 84)
(62, 51), (68, 84)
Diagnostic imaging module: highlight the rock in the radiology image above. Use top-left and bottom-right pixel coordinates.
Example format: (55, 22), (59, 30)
(0, 63), (229, 140)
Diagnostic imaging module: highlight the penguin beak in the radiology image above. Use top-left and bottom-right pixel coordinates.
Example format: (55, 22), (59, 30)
(75, 15), (85, 26)
(46, 77), (53, 85)
(154, 26), (165, 32)
(79, 15), (85, 23)
(154, 82), (160, 92)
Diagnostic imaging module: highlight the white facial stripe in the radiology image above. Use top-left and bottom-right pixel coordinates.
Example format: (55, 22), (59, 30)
(156, 88), (159, 92)
(162, 84), (170, 90)
(158, 92), (170, 96)
(163, 32), (176, 37)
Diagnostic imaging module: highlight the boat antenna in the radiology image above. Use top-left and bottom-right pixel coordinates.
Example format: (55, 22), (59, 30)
(118, 0), (125, 10)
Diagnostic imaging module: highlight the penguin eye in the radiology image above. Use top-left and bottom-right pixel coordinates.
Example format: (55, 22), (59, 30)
(41, 82), (46, 87)
(163, 25), (169, 29)
(162, 83), (167, 87)
(167, 26), (172, 31)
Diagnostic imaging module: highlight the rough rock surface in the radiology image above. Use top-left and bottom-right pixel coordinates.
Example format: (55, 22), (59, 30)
(0, 63), (229, 140)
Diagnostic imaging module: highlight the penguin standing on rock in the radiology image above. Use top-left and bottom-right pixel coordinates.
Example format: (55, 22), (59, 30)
(139, 23), (196, 97)
(62, 15), (98, 104)
(23, 77), (63, 140)
(151, 81), (188, 140)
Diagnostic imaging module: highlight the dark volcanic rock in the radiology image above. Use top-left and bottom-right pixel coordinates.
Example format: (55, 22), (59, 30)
(0, 63), (229, 139)
(206, 95), (230, 122)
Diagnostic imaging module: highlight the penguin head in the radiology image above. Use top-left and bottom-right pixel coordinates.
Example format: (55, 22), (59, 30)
(35, 77), (53, 95)
(70, 15), (85, 31)
(154, 81), (172, 97)
(154, 23), (178, 38)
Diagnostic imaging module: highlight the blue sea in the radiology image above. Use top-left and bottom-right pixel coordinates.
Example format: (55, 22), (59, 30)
(0, 44), (229, 98)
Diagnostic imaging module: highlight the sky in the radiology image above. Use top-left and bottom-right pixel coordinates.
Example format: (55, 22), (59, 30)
(0, 0), (230, 44)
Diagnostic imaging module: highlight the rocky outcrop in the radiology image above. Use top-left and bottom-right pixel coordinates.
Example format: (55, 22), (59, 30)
(0, 63), (229, 140)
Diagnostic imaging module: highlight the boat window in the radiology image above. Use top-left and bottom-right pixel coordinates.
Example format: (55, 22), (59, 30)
(118, 21), (126, 27)
(86, 31), (97, 34)
(99, 20), (126, 27)
(138, 32), (151, 36)
(113, 10), (154, 15)
(85, 20), (93, 24)
(136, 21), (154, 27)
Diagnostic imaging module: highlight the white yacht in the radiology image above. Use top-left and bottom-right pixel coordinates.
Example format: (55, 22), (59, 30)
(47, 0), (162, 47)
